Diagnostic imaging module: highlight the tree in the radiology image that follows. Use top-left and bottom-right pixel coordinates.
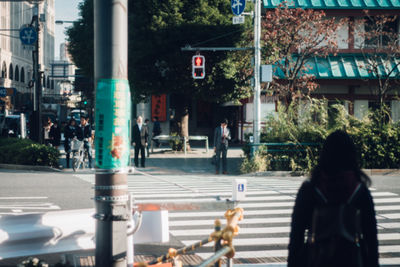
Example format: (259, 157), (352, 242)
(67, 0), (252, 103)
(67, 0), (253, 148)
(358, 13), (400, 120)
(261, 5), (347, 107)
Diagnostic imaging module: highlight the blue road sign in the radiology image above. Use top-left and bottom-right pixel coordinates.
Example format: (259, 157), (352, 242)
(238, 184), (245, 192)
(231, 0), (246, 16)
(19, 26), (37, 46)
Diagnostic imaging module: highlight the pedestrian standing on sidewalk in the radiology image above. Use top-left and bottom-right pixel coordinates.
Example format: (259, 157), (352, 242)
(213, 118), (231, 174)
(43, 117), (52, 146)
(288, 130), (378, 267)
(64, 118), (77, 168)
(76, 116), (94, 169)
(49, 120), (61, 149)
(132, 116), (149, 168)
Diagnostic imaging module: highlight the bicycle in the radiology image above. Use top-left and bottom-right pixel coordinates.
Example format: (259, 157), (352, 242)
(71, 138), (88, 172)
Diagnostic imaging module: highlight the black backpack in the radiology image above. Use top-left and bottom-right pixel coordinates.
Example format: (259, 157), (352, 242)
(307, 184), (365, 267)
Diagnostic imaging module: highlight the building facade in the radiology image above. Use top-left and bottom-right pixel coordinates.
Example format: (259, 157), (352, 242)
(240, 0), (400, 140)
(0, 0), (55, 114)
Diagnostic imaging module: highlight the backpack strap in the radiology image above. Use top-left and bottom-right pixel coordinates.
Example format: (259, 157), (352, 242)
(314, 186), (328, 204)
(347, 183), (362, 204)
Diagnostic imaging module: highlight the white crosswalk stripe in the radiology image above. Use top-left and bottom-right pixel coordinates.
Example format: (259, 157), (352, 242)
(0, 196), (61, 215)
(74, 174), (400, 265)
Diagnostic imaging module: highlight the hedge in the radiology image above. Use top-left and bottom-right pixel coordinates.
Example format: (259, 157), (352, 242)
(0, 137), (60, 167)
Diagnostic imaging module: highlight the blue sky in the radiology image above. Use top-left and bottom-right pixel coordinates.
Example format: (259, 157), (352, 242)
(54, 0), (81, 59)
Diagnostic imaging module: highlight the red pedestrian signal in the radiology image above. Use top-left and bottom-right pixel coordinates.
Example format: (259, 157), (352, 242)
(192, 55), (205, 79)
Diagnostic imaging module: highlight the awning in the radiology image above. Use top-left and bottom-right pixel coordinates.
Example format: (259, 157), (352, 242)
(274, 55), (400, 79)
(263, 0), (400, 9)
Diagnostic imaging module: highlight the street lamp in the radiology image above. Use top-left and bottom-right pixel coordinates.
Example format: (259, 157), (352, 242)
(55, 20), (75, 25)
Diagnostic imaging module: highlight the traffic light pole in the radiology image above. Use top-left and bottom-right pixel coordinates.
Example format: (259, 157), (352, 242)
(253, 0), (261, 144)
(94, 1), (130, 267)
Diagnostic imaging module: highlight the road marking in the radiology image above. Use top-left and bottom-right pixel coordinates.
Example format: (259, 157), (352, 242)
(182, 237), (289, 247)
(375, 205), (400, 211)
(374, 198), (400, 203)
(378, 223), (400, 229)
(0, 197), (48, 200)
(169, 209), (293, 218)
(170, 226), (291, 236)
(169, 217), (291, 227)
(380, 213), (400, 219)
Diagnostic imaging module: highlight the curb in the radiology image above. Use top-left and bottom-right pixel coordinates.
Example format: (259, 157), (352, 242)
(0, 163), (62, 172)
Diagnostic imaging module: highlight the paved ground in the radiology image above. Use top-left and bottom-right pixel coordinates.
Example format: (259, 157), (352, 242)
(59, 145), (246, 175)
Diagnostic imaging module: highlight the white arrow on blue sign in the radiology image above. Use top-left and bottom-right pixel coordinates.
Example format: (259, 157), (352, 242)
(231, 0), (246, 16)
(19, 26), (37, 46)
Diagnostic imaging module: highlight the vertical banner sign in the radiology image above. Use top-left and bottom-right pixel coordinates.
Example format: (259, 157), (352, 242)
(151, 94), (167, 122)
(95, 79), (131, 169)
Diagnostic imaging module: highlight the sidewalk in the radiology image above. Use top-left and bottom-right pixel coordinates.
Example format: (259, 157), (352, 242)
(59, 146), (245, 175)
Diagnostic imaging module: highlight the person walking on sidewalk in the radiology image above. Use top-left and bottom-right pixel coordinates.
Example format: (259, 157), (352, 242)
(76, 116), (94, 169)
(64, 118), (77, 168)
(132, 116), (149, 168)
(213, 118), (231, 174)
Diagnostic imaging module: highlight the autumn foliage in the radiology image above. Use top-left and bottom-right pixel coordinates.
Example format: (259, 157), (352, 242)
(262, 4), (347, 106)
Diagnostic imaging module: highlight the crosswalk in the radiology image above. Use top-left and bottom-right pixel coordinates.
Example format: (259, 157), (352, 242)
(0, 196), (61, 215)
(74, 172), (400, 266)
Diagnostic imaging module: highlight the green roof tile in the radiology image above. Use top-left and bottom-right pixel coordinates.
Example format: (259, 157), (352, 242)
(263, 0), (400, 8)
(273, 55), (400, 79)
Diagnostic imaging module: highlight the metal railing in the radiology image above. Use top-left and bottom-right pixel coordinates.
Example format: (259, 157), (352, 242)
(137, 207), (244, 267)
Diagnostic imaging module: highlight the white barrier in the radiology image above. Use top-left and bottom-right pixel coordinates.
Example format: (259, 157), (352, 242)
(0, 209), (95, 260)
(0, 209), (169, 260)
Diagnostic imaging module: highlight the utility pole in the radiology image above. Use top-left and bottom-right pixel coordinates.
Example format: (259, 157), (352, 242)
(253, 0), (261, 144)
(94, 1), (131, 267)
(32, 1), (42, 144)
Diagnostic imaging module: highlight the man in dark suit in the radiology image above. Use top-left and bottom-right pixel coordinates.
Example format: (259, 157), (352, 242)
(213, 118), (231, 174)
(132, 116), (149, 168)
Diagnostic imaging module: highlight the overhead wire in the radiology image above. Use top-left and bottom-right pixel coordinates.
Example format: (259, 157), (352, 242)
(191, 28), (247, 47)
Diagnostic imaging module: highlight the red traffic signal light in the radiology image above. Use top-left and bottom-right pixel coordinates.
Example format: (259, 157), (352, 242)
(192, 55), (205, 79)
(194, 56), (203, 67)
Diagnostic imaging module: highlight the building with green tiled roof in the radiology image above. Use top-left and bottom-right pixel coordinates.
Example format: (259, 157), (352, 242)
(239, 0), (400, 126)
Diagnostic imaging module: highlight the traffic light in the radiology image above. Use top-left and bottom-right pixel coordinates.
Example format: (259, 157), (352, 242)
(192, 55), (205, 79)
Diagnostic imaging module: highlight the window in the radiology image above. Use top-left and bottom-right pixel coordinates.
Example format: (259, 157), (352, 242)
(364, 16), (399, 47)
(8, 63), (13, 80)
(20, 67), (25, 83)
(1, 62), (6, 78)
(15, 66), (19, 82)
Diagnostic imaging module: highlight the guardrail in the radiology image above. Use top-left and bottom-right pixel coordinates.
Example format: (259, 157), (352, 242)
(151, 135), (209, 155)
(138, 207), (244, 267)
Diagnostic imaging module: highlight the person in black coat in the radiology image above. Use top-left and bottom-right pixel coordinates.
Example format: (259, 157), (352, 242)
(76, 116), (93, 169)
(213, 118), (231, 174)
(49, 120), (61, 148)
(132, 116), (149, 168)
(64, 118), (77, 168)
(288, 130), (379, 267)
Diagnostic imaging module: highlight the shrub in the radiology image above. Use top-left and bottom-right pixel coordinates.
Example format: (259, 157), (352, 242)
(242, 99), (400, 172)
(240, 145), (269, 173)
(0, 138), (60, 167)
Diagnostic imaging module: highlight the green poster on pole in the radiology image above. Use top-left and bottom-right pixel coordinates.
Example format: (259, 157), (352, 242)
(95, 79), (131, 169)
